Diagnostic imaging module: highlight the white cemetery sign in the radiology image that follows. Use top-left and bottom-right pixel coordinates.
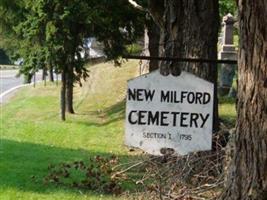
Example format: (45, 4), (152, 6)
(125, 70), (214, 156)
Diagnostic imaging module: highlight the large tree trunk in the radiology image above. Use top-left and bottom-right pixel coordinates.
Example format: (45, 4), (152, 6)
(60, 70), (66, 121)
(141, 20), (160, 74)
(66, 67), (75, 114)
(148, 0), (220, 132)
(220, 1), (267, 199)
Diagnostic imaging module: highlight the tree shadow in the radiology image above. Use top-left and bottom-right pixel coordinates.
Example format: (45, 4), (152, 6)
(74, 100), (126, 127)
(0, 139), (139, 195)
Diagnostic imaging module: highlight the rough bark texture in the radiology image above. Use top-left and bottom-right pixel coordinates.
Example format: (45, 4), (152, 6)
(141, 19), (160, 74)
(148, 0), (220, 132)
(220, 1), (267, 199)
(60, 70), (66, 121)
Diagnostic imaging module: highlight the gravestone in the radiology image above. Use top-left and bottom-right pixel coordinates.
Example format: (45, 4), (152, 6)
(125, 70), (214, 156)
(219, 13), (237, 96)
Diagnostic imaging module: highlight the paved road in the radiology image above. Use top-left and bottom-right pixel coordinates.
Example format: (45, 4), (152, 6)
(0, 70), (24, 93)
(0, 70), (42, 103)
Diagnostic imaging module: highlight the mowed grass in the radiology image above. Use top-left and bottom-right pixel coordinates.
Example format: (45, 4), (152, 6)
(0, 60), (236, 200)
(219, 96), (237, 126)
(0, 60), (140, 200)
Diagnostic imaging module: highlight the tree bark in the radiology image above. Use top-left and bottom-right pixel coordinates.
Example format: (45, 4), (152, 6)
(147, 19), (160, 72)
(42, 68), (47, 86)
(148, 0), (220, 132)
(220, 1), (267, 199)
(60, 69), (66, 121)
(140, 20), (160, 74)
(66, 66), (75, 114)
(49, 64), (54, 82)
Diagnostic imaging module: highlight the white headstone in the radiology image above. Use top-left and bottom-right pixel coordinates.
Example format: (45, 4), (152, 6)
(125, 70), (214, 156)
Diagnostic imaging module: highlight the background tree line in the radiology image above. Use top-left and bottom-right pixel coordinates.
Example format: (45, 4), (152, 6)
(0, 0), (144, 120)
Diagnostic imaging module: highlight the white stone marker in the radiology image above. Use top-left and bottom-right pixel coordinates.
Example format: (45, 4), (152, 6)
(125, 70), (214, 156)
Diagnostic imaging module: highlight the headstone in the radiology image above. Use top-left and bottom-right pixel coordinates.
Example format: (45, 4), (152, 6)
(125, 70), (214, 156)
(219, 13), (237, 96)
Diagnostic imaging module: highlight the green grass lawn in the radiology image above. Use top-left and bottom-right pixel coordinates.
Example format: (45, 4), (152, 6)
(0, 60), (141, 200)
(219, 96), (237, 127)
(0, 60), (236, 200)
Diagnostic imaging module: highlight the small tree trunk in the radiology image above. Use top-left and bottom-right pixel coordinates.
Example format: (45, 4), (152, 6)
(220, 0), (267, 199)
(42, 68), (47, 86)
(24, 73), (32, 84)
(56, 73), (58, 86)
(66, 67), (75, 114)
(60, 70), (66, 121)
(33, 72), (36, 88)
(42, 68), (45, 80)
(49, 64), (54, 82)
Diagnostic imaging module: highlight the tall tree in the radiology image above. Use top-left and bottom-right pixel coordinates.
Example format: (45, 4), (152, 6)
(0, 0), (26, 62)
(220, 1), (267, 199)
(148, 0), (220, 132)
(1, 0), (144, 120)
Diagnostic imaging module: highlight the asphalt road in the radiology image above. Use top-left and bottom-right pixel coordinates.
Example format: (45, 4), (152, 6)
(0, 70), (42, 103)
(0, 70), (24, 93)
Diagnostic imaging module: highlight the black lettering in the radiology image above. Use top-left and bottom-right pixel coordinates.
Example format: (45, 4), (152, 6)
(203, 92), (211, 104)
(158, 133), (166, 139)
(160, 111), (169, 126)
(145, 90), (155, 101)
(195, 92), (203, 104)
(128, 88), (136, 101)
(180, 112), (189, 127)
(148, 111), (160, 125)
(138, 110), (147, 125)
(161, 91), (169, 102)
(181, 91), (188, 103)
(128, 110), (137, 124)
(137, 89), (144, 101)
(171, 112), (180, 126)
(143, 132), (167, 139)
(187, 92), (195, 104)
(200, 113), (210, 127)
(190, 113), (199, 128)
(173, 91), (180, 103)
(143, 132), (147, 138)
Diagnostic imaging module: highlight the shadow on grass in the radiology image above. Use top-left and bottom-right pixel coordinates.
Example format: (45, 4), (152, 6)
(0, 139), (139, 195)
(218, 96), (236, 104)
(74, 100), (125, 127)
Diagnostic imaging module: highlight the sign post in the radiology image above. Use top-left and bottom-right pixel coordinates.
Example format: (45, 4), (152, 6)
(125, 70), (214, 156)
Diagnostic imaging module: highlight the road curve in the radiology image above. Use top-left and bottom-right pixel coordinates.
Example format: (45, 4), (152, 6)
(0, 70), (42, 103)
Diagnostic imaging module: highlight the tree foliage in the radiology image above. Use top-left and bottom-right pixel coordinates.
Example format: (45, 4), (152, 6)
(0, 0), (144, 120)
(0, 49), (10, 64)
(219, 0), (237, 17)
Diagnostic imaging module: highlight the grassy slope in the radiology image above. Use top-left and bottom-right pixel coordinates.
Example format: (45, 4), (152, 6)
(0, 60), (236, 199)
(0, 61), (139, 200)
